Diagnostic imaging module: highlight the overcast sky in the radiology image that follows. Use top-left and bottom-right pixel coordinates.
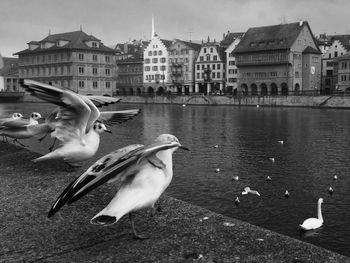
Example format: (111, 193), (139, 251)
(1, 0), (349, 57)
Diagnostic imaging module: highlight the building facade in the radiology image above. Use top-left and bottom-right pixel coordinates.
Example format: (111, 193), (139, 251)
(221, 32), (245, 94)
(14, 30), (117, 96)
(167, 39), (201, 95)
(334, 52), (350, 92)
(320, 35), (350, 94)
(0, 56), (20, 92)
(194, 39), (226, 95)
(143, 34), (172, 94)
(234, 21), (321, 96)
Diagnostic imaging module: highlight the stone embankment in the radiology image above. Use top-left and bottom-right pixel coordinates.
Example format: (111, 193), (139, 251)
(111, 94), (350, 108)
(1, 144), (349, 262)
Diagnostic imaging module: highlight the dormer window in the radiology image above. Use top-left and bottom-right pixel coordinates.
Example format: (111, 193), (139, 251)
(92, 42), (98, 47)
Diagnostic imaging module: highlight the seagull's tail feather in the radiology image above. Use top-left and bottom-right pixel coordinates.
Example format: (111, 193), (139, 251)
(33, 152), (58, 163)
(90, 214), (118, 226)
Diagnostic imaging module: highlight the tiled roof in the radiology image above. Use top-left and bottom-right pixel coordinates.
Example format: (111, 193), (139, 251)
(172, 39), (202, 51)
(234, 21), (314, 53)
(220, 32), (245, 47)
(303, 46), (322, 54)
(160, 39), (173, 48)
(0, 57), (19, 76)
(14, 30), (115, 55)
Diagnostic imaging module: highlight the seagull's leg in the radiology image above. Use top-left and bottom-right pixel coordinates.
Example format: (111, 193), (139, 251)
(48, 138), (57, 152)
(13, 139), (28, 147)
(129, 213), (149, 240)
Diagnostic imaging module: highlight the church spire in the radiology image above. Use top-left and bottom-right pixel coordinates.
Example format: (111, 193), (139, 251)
(151, 14), (155, 38)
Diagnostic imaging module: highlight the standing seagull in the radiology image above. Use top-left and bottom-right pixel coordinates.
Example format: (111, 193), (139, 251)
(20, 79), (140, 166)
(48, 134), (189, 239)
(0, 112), (45, 146)
(0, 113), (24, 142)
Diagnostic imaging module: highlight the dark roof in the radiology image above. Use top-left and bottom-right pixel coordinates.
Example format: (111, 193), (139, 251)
(220, 32), (245, 47)
(160, 39), (173, 48)
(234, 21), (314, 54)
(14, 30), (115, 55)
(172, 39), (202, 51)
(0, 57), (19, 76)
(303, 46), (322, 54)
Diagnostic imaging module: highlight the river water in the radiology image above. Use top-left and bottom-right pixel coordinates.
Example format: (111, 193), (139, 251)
(1, 102), (350, 257)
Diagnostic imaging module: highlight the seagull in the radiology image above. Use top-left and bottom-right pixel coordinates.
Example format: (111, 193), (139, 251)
(0, 112), (45, 147)
(47, 134), (189, 239)
(277, 140), (284, 145)
(266, 176), (271, 181)
(232, 175), (239, 181)
(328, 187), (334, 195)
(215, 168), (220, 173)
(269, 157), (275, 163)
(0, 112), (24, 142)
(299, 198), (324, 230)
(333, 175), (338, 180)
(285, 190), (290, 198)
(242, 187), (260, 196)
(234, 197), (240, 206)
(20, 79), (140, 166)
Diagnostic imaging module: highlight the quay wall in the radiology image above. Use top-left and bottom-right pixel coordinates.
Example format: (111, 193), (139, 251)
(110, 95), (350, 108)
(1, 143), (349, 262)
(22, 92), (350, 108)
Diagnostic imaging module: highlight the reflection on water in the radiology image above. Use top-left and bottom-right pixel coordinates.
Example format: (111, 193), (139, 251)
(2, 102), (350, 257)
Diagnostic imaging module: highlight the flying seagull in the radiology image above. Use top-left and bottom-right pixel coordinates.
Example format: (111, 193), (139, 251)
(20, 79), (141, 166)
(48, 134), (189, 239)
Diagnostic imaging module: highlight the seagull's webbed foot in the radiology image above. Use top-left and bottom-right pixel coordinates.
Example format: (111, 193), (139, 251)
(129, 213), (149, 240)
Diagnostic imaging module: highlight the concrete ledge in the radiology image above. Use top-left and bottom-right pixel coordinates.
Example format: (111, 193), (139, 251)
(1, 144), (349, 262)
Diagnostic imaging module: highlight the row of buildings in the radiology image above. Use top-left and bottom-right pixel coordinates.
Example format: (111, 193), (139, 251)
(1, 20), (350, 97)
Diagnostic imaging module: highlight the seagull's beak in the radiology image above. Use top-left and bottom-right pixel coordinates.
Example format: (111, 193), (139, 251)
(179, 145), (190, 151)
(40, 117), (46, 120)
(105, 129), (112, 134)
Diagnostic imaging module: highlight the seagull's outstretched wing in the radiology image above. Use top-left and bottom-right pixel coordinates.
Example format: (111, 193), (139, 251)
(99, 109), (141, 125)
(21, 79), (91, 141)
(85, 95), (121, 107)
(48, 140), (182, 217)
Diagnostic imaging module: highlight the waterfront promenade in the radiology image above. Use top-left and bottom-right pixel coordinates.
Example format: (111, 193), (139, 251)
(1, 143), (349, 262)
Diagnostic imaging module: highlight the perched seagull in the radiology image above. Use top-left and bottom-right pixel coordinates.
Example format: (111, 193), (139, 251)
(266, 176), (272, 181)
(333, 175), (338, 180)
(0, 112), (45, 146)
(269, 157), (275, 163)
(20, 79), (140, 166)
(277, 140), (284, 145)
(232, 175), (239, 181)
(0, 113), (24, 142)
(242, 187), (260, 196)
(299, 198), (324, 230)
(47, 134), (189, 239)
(215, 168), (220, 173)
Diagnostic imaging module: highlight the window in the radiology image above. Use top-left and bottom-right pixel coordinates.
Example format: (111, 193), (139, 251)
(200, 56), (204, 61)
(153, 51), (157, 56)
(78, 53), (84, 61)
(160, 57), (166, 63)
(148, 51), (152, 56)
(79, 67), (84, 74)
(326, 61), (333, 67)
(197, 65), (200, 70)
(212, 72), (215, 78)
(160, 65), (166, 71)
(210, 48), (213, 53)
(270, 72), (277, 77)
(206, 54), (210, 61)
(93, 81), (98, 88)
(197, 73), (200, 78)
(106, 68), (111, 75)
(145, 66), (150, 71)
(217, 72), (221, 78)
(145, 58), (150, 64)
(229, 61), (235, 65)
(106, 81), (111, 89)
(152, 58), (158, 63)
(78, 80), (85, 88)
(334, 51), (338, 57)
(204, 48), (207, 53)
(93, 68), (98, 75)
(105, 56), (110, 63)
(92, 42), (98, 47)
(93, 55), (98, 61)
(158, 50), (162, 55)
(152, 66), (158, 71)
(295, 72), (299, 78)
(217, 64), (221, 69)
(212, 64), (216, 70)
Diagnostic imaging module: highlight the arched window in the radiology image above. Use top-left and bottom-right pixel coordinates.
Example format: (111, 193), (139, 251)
(270, 83), (278, 96)
(260, 83), (267, 96)
(281, 83), (288, 95)
(241, 84), (248, 95)
(251, 83), (258, 95)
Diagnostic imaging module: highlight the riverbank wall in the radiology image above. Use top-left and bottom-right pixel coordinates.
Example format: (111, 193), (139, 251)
(107, 94), (350, 108)
(22, 92), (350, 108)
(1, 143), (349, 262)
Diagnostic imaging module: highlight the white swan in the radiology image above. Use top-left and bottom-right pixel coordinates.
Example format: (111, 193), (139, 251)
(299, 198), (324, 230)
